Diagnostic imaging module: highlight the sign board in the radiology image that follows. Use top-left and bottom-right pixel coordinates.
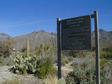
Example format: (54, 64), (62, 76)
(61, 15), (91, 50)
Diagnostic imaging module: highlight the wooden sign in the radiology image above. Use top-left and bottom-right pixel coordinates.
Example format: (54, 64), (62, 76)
(61, 15), (91, 50)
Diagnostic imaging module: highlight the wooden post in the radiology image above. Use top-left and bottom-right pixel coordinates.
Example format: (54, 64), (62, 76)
(26, 38), (30, 57)
(57, 18), (62, 79)
(94, 11), (100, 84)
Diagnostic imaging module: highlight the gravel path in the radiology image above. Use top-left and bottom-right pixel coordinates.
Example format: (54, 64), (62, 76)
(0, 66), (16, 84)
(0, 66), (42, 84)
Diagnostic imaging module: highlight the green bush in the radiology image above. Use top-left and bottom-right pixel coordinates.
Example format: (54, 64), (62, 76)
(35, 58), (56, 79)
(100, 48), (112, 59)
(66, 64), (96, 84)
(0, 44), (11, 57)
(0, 39), (14, 58)
(65, 55), (96, 84)
(10, 52), (56, 79)
(66, 55), (112, 84)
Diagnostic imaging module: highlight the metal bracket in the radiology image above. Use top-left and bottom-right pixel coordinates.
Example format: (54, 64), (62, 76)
(91, 14), (94, 18)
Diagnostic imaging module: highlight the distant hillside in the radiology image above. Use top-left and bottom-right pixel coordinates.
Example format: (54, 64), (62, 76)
(13, 31), (56, 50)
(0, 29), (111, 50)
(92, 29), (112, 49)
(0, 33), (11, 41)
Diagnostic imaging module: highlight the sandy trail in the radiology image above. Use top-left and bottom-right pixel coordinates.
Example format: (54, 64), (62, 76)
(0, 66), (16, 84)
(0, 66), (42, 84)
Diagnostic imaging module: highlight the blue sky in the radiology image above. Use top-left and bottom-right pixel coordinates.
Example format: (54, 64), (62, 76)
(0, 0), (111, 36)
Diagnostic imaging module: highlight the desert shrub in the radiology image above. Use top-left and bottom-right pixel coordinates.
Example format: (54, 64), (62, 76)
(68, 51), (93, 58)
(35, 44), (56, 62)
(66, 55), (96, 84)
(10, 44), (56, 79)
(61, 56), (73, 66)
(0, 56), (13, 66)
(100, 60), (112, 84)
(0, 57), (3, 65)
(66, 65), (96, 84)
(0, 41), (14, 66)
(11, 52), (39, 74)
(0, 41), (15, 65)
(11, 52), (56, 79)
(0, 44), (10, 57)
(100, 48), (112, 59)
(10, 53), (29, 74)
(0, 39), (14, 58)
(35, 58), (56, 79)
(21, 47), (27, 53)
(66, 55), (112, 84)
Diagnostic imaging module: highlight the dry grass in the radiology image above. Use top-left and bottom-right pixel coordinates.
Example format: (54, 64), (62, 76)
(43, 75), (58, 84)
(43, 75), (66, 84)
(1, 78), (21, 84)
(1, 76), (59, 84)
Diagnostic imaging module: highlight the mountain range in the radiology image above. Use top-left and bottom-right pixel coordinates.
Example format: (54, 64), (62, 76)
(0, 33), (11, 41)
(0, 29), (112, 50)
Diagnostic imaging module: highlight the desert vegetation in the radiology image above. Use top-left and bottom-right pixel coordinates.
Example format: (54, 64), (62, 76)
(0, 31), (112, 84)
(65, 48), (112, 84)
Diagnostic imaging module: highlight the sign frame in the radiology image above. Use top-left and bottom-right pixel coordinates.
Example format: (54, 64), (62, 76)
(57, 11), (100, 84)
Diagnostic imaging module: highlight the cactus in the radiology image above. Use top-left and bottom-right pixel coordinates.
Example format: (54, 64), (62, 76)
(10, 44), (56, 79)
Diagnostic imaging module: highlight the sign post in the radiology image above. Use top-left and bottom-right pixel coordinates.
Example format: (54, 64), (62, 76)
(57, 18), (62, 79)
(94, 11), (100, 84)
